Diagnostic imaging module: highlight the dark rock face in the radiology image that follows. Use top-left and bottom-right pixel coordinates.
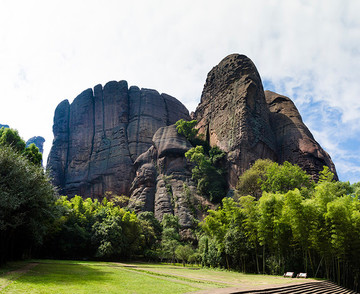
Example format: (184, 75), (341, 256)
(265, 90), (338, 180)
(195, 54), (337, 186)
(26, 136), (45, 154)
(129, 125), (213, 227)
(47, 81), (190, 198)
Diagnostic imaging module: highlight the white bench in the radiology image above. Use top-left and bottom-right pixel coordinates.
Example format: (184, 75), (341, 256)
(283, 272), (294, 278)
(296, 272), (307, 278)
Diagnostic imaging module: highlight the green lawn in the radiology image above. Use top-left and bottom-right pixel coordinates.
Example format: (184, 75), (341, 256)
(0, 260), (316, 293)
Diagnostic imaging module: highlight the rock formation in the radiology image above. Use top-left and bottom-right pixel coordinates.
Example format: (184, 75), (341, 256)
(129, 124), (213, 228)
(26, 136), (45, 154)
(47, 81), (190, 198)
(47, 54), (338, 226)
(265, 90), (337, 180)
(194, 54), (337, 186)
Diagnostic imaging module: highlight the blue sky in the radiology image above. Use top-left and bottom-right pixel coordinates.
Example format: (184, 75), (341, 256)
(0, 0), (359, 183)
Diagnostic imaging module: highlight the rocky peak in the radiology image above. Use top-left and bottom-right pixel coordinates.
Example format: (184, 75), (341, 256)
(47, 80), (190, 198)
(195, 54), (337, 187)
(195, 54), (278, 187)
(200, 54), (264, 102)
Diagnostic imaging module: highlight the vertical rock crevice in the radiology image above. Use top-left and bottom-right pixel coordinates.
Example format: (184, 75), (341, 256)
(48, 81), (190, 199)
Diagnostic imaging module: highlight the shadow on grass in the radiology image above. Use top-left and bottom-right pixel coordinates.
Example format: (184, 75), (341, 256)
(1, 261), (206, 294)
(4, 261), (111, 287)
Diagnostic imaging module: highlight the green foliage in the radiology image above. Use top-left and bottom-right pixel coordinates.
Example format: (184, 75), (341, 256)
(43, 196), (162, 260)
(138, 211), (162, 252)
(237, 159), (313, 198)
(200, 175), (360, 289)
(103, 191), (130, 207)
(175, 119), (227, 203)
(236, 159), (273, 199)
(175, 244), (194, 266)
(351, 182), (360, 197)
(175, 119), (199, 143)
(160, 214), (181, 262)
(23, 143), (42, 166)
(0, 145), (56, 264)
(260, 161), (313, 193)
(185, 146), (227, 203)
(318, 166), (335, 183)
(0, 127), (25, 152)
(0, 127), (42, 165)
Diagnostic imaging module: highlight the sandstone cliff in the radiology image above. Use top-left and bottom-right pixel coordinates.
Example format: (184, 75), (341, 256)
(195, 54), (337, 186)
(47, 81), (190, 198)
(129, 124), (214, 228)
(195, 54), (278, 187)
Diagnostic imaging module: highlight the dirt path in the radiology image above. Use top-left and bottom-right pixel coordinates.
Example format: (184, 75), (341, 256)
(113, 263), (318, 293)
(0, 262), (38, 291)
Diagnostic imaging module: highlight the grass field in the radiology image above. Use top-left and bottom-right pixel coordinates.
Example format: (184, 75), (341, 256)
(0, 260), (316, 293)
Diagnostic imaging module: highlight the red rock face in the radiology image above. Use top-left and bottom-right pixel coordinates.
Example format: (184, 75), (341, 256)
(195, 54), (337, 187)
(47, 81), (190, 198)
(195, 54), (278, 188)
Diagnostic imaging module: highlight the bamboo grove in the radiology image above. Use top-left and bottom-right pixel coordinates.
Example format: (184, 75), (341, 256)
(200, 161), (360, 291)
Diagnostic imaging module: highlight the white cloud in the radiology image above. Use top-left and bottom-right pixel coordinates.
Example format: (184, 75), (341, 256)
(0, 0), (359, 182)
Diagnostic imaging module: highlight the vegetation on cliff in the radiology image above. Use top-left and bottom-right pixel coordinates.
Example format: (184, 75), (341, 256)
(175, 119), (227, 203)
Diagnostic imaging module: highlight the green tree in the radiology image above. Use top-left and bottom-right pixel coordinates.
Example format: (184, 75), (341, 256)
(160, 214), (181, 263)
(282, 189), (315, 274)
(318, 166), (335, 183)
(237, 159), (313, 199)
(257, 192), (291, 274)
(138, 211), (162, 252)
(175, 119), (198, 143)
(238, 195), (261, 273)
(185, 146), (227, 202)
(236, 159), (273, 199)
(0, 127), (25, 152)
(0, 128), (42, 165)
(23, 143), (42, 166)
(261, 161), (313, 194)
(175, 244), (194, 266)
(0, 145), (56, 264)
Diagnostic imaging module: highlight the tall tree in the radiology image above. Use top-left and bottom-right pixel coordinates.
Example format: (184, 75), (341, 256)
(0, 145), (55, 264)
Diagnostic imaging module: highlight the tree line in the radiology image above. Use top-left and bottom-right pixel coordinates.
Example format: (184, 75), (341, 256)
(200, 161), (360, 291)
(1, 125), (359, 291)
